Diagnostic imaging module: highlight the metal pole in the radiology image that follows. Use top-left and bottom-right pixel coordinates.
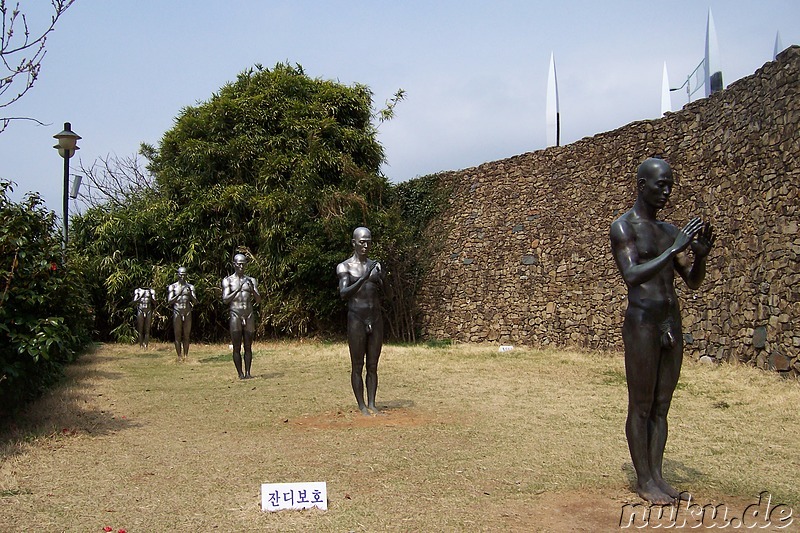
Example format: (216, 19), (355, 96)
(62, 149), (70, 252)
(556, 113), (560, 147)
(686, 75), (690, 103)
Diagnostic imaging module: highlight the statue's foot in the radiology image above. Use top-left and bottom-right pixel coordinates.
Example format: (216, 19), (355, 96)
(243, 373), (253, 379)
(238, 373), (246, 380)
(637, 479), (675, 505)
(655, 477), (681, 500)
(359, 406), (371, 416)
(368, 405), (384, 416)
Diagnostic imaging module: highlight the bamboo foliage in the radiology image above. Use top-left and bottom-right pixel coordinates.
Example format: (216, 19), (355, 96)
(72, 63), (447, 342)
(73, 63), (404, 340)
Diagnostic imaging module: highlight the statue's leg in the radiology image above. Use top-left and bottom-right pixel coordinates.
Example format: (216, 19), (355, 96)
(347, 314), (369, 416)
(365, 318), (383, 414)
(136, 312), (145, 347)
(182, 312), (192, 360)
(650, 316), (684, 500)
(623, 311), (674, 505)
(230, 316), (244, 379)
(143, 313), (151, 348)
(173, 314), (182, 359)
(242, 328), (254, 378)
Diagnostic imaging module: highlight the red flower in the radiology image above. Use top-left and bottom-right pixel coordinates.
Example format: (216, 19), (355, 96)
(103, 527), (112, 532)
(50, 262), (57, 271)
(118, 529), (127, 533)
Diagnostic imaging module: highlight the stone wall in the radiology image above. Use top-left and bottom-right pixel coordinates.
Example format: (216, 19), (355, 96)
(417, 46), (799, 376)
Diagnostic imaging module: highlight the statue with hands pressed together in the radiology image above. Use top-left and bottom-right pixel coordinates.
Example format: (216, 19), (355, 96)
(222, 253), (261, 379)
(610, 157), (715, 505)
(132, 287), (156, 348)
(337, 227), (385, 416)
(167, 266), (198, 361)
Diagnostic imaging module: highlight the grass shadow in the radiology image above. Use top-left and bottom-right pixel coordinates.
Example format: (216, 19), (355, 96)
(68, 355), (125, 382)
(379, 399), (416, 409)
(255, 371), (285, 380)
(0, 352), (139, 460)
(133, 352), (161, 359)
(663, 458), (706, 486)
(199, 353), (232, 363)
(621, 459), (706, 493)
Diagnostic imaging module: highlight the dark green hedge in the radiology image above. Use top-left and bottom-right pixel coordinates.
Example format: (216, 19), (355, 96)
(0, 180), (93, 418)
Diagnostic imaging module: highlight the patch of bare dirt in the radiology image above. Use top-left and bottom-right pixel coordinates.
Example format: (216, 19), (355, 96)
(493, 489), (629, 532)
(502, 490), (797, 532)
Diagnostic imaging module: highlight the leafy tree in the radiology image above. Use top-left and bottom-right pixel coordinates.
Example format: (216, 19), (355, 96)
(0, 0), (75, 132)
(75, 63), (403, 340)
(0, 180), (92, 417)
(376, 172), (452, 342)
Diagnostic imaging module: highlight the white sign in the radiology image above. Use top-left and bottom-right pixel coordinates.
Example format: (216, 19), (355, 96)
(261, 481), (327, 512)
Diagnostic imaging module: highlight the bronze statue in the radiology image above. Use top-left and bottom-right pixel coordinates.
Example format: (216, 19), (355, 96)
(337, 227), (385, 416)
(167, 266), (198, 361)
(132, 287), (156, 348)
(222, 254), (261, 379)
(610, 158), (714, 505)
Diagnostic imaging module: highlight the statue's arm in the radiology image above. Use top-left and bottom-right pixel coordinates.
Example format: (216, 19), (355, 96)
(166, 285), (178, 306)
(189, 284), (198, 304)
(337, 263), (353, 299)
(337, 261), (377, 300)
(612, 217), (704, 288)
(611, 219), (676, 287)
(250, 278), (262, 304)
(678, 221), (714, 290)
(373, 261), (385, 286)
(221, 277), (236, 305)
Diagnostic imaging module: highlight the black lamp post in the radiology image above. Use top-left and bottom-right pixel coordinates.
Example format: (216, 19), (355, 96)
(53, 122), (81, 252)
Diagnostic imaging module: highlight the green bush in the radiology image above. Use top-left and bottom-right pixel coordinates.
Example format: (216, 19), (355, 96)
(72, 64), (452, 343)
(0, 180), (93, 417)
(74, 63), (395, 340)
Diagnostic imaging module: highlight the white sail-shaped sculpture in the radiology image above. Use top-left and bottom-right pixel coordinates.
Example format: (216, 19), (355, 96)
(661, 62), (672, 116)
(705, 8), (723, 97)
(545, 52), (560, 147)
(774, 30), (784, 60)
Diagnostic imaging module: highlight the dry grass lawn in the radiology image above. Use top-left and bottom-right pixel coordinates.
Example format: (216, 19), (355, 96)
(1, 341), (798, 531)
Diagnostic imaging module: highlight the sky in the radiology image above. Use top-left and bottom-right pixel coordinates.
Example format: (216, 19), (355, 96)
(1, 0), (798, 215)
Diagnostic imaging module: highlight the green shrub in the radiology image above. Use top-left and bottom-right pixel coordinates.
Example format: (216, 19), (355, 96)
(0, 180), (93, 417)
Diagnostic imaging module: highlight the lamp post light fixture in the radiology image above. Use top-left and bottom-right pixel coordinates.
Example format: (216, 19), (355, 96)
(53, 122), (81, 252)
(69, 174), (82, 199)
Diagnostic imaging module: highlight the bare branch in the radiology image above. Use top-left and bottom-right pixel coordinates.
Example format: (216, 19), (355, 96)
(0, 114), (47, 129)
(0, 0), (75, 133)
(76, 152), (157, 210)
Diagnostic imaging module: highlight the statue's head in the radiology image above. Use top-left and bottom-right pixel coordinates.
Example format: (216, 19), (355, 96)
(351, 227), (372, 256)
(233, 254), (247, 273)
(636, 157), (673, 209)
(177, 266), (187, 279)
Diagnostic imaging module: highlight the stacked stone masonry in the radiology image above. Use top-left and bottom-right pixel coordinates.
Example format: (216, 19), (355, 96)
(417, 46), (800, 377)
